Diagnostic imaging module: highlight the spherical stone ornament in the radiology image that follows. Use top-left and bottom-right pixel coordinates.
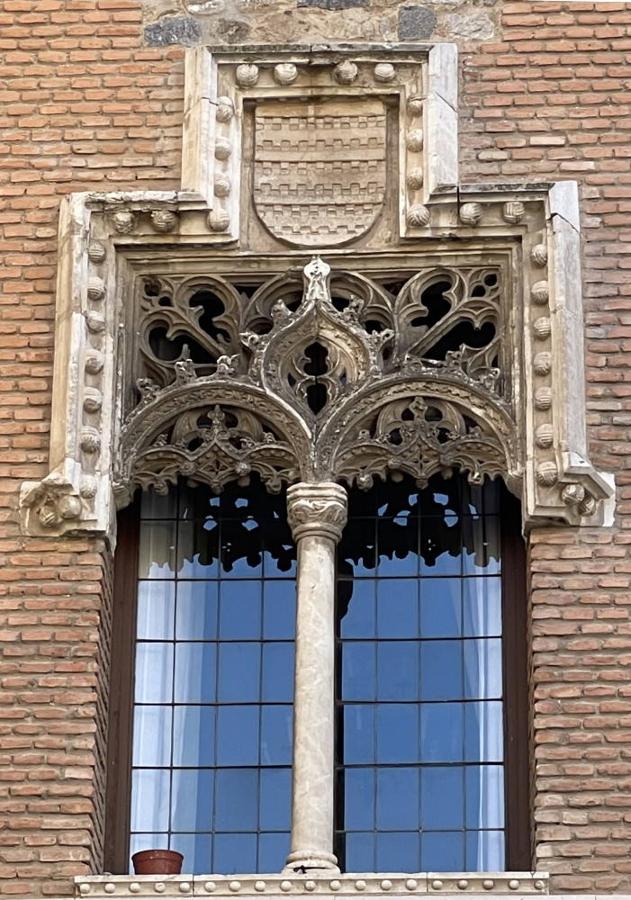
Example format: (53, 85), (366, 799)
(405, 880), (418, 891)
(534, 386), (553, 410)
(508, 881), (520, 892)
(535, 423), (554, 449)
(104, 885), (115, 895)
(457, 881), (468, 891)
(482, 881), (495, 891)
(531, 280), (549, 305)
(216, 97), (234, 122)
(380, 881), (393, 891)
(214, 174), (232, 198)
(111, 209), (135, 234)
(534, 881), (546, 891)
(154, 885), (165, 894)
(274, 63), (298, 85)
(79, 884), (90, 895)
(407, 204), (431, 227)
(406, 129), (424, 152)
(531, 243), (548, 267)
(374, 62), (396, 82)
(502, 201), (525, 224)
(533, 316), (552, 340)
(431, 882), (443, 891)
(87, 241), (106, 263)
(86, 311), (105, 333)
(536, 461), (558, 486)
(407, 97), (423, 117)
(215, 138), (232, 160)
(334, 60), (358, 84)
(85, 351), (104, 375)
(83, 387), (103, 413)
(305, 883), (316, 893)
(236, 63), (259, 86)
(150, 209), (178, 233)
(87, 276), (105, 302)
(533, 351), (552, 376)
(459, 202), (483, 226)
(562, 482), (586, 506)
(406, 168), (424, 190)
(330, 882), (341, 892)
(254, 883), (266, 893)
(354, 881), (366, 892)
(80, 476), (98, 499)
(204, 883), (216, 893)
(280, 882), (292, 893)
(129, 885), (141, 894)
(80, 429), (101, 454)
(207, 209), (231, 233)
(179, 885), (192, 895)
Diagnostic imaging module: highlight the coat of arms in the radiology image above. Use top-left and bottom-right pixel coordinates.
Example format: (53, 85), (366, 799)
(252, 98), (387, 247)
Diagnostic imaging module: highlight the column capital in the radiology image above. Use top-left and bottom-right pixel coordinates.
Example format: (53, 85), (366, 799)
(287, 482), (348, 543)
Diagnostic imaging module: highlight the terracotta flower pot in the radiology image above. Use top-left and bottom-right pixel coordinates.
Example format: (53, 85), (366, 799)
(132, 849), (183, 875)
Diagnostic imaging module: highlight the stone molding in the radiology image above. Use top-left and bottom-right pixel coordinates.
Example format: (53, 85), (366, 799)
(18, 44), (614, 541)
(287, 482), (349, 542)
(74, 874), (549, 897)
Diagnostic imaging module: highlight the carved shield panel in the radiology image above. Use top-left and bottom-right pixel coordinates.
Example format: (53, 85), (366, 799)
(252, 98), (387, 247)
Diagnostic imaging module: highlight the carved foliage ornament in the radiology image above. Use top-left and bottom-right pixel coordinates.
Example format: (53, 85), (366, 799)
(115, 258), (515, 504)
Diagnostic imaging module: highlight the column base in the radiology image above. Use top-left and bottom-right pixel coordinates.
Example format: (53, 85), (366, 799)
(283, 850), (340, 874)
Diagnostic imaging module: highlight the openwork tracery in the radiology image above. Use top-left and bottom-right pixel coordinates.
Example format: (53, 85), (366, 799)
(114, 258), (516, 503)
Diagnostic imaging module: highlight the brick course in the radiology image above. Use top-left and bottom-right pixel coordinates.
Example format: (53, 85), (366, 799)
(1, 0), (631, 895)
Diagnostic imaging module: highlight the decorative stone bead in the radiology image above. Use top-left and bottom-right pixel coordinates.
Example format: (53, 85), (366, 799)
(482, 881), (494, 891)
(406, 169), (424, 190)
(214, 174), (232, 198)
(531, 243), (548, 267)
(111, 209), (135, 234)
(129, 885), (140, 894)
(280, 882), (292, 893)
(154, 885), (165, 894)
(86, 311), (105, 333)
(334, 61), (358, 84)
(229, 882), (241, 893)
(533, 317), (552, 340)
(80, 476), (97, 499)
(406, 129), (424, 152)
(87, 241), (106, 263)
(535, 423), (554, 449)
(531, 280), (550, 305)
(87, 277), (105, 302)
(457, 881), (468, 891)
(405, 880), (418, 891)
(407, 204), (431, 227)
(236, 63), (259, 86)
(104, 885), (115, 895)
(459, 202), (482, 226)
(215, 138), (232, 160)
(329, 881), (341, 892)
(534, 386), (553, 410)
(274, 63), (298, 85)
(80, 429), (101, 454)
(216, 97), (234, 122)
(354, 881), (366, 892)
(536, 460), (558, 486)
(150, 209), (178, 233)
(83, 387), (103, 414)
(204, 883), (216, 893)
(562, 482), (586, 506)
(254, 882), (266, 892)
(207, 210), (231, 233)
(85, 351), (104, 375)
(79, 884), (90, 895)
(534, 881), (546, 892)
(305, 882), (316, 893)
(502, 201), (525, 224)
(508, 881), (520, 891)
(179, 884), (192, 894)
(533, 351), (552, 376)
(374, 62), (395, 82)
(380, 880), (393, 891)
(407, 97), (423, 117)
(431, 881), (443, 891)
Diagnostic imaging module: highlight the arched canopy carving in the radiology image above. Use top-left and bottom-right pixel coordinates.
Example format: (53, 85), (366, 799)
(113, 258), (517, 507)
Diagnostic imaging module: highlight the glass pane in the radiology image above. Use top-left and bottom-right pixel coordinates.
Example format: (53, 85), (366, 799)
(129, 832), (168, 867)
(465, 701), (503, 762)
(421, 766), (465, 829)
(420, 702), (464, 763)
(378, 519), (418, 576)
(141, 490), (173, 519)
(219, 581), (262, 639)
(263, 581), (295, 639)
(376, 832), (419, 873)
(171, 769), (214, 830)
(137, 581), (175, 640)
(420, 578), (461, 638)
(376, 704), (419, 764)
(135, 643), (173, 704)
(345, 832), (375, 871)
(463, 638), (502, 700)
(377, 642), (419, 701)
(131, 769), (170, 832)
(133, 706), (172, 767)
(218, 643), (260, 702)
(421, 831), (465, 872)
(465, 765), (505, 830)
(214, 769), (258, 831)
(421, 640), (463, 701)
(463, 577), (501, 637)
(258, 832), (290, 872)
(343, 768), (375, 831)
(259, 768), (291, 830)
(214, 833), (257, 874)
(178, 520), (219, 579)
(170, 833), (212, 874)
(376, 768), (419, 830)
(261, 706), (293, 766)
(261, 643), (294, 702)
(466, 830), (504, 871)
(176, 581), (218, 640)
(342, 642), (376, 701)
(138, 522), (176, 579)
(343, 705), (375, 764)
(174, 643), (216, 703)
(340, 580), (375, 638)
(377, 580), (418, 638)
(216, 706), (259, 766)
(173, 706), (215, 767)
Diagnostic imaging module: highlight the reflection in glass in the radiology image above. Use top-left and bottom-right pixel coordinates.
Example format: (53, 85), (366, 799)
(337, 474), (506, 873)
(130, 480), (296, 875)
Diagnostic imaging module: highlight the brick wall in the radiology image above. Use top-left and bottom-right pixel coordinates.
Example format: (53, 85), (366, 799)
(1, 0), (630, 895)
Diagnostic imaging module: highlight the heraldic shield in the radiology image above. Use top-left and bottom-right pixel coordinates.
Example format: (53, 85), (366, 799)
(252, 97), (387, 247)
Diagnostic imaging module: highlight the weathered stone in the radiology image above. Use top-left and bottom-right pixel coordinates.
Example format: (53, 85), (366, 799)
(398, 5), (436, 40)
(297, 0), (367, 9)
(143, 15), (201, 46)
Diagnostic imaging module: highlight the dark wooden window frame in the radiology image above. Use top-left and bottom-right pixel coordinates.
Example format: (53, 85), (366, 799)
(104, 489), (530, 874)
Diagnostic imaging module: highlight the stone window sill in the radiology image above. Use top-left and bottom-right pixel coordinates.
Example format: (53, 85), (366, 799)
(76, 873), (549, 897)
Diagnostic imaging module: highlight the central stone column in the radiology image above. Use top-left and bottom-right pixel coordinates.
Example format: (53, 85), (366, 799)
(284, 481), (348, 874)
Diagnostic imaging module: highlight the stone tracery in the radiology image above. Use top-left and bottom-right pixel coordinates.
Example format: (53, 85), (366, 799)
(114, 258), (514, 504)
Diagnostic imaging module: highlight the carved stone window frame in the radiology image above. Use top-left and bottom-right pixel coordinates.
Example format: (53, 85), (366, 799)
(19, 44), (613, 539)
